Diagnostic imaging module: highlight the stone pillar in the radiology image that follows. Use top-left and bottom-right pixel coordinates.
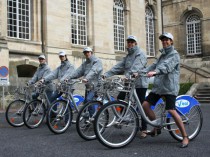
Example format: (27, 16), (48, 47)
(129, 0), (146, 51)
(0, 0), (9, 68)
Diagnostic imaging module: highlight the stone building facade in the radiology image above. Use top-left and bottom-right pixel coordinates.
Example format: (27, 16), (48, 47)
(0, 0), (209, 86)
(0, 0), (163, 86)
(162, 0), (210, 83)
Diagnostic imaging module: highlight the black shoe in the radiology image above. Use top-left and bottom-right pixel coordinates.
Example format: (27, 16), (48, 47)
(180, 136), (189, 148)
(146, 128), (161, 137)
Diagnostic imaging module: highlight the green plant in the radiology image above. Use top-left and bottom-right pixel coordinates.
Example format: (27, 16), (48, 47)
(179, 82), (193, 95)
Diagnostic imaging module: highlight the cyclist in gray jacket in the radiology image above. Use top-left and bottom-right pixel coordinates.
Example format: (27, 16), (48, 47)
(64, 47), (103, 86)
(64, 47), (103, 115)
(104, 35), (149, 138)
(142, 32), (189, 148)
(40, 51), (75, 102)
(28, 54), (52, 99)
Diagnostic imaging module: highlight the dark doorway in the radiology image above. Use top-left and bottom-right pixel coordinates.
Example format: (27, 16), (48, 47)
(17, 64), (37, 77)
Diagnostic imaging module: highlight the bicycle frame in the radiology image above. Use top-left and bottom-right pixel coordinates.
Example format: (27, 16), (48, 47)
(55, 81), (84, 117)
(117, 78), (199, 129)
(15, 86), (33, 114)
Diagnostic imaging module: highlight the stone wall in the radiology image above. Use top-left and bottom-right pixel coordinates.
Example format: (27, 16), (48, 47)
(162, 0), (210, 57)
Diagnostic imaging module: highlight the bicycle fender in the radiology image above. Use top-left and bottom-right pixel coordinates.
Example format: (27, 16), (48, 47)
(73, 94), (85, 106)
(167, 95), (200, 118)
(58, 95), (84, 106)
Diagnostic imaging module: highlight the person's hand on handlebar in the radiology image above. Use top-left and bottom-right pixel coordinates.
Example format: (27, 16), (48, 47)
(147, 71), (157, 77)
(101, 75), (106, 79)
(132, 73), (139, 78)
(82, 79), (88, 83)
(26, 82), (30, 87)
(38, 79), (45, 85)
(63, 79), (69, 83)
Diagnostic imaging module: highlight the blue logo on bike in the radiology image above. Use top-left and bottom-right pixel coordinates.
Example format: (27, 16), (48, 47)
(74, 97), (79, 103)
(175, 99), (190, 108)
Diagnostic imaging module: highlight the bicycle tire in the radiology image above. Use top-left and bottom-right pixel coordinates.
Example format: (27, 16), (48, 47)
(94, 101), (139, 149)
(23, 100), (46, 129)
(76, 100), (103, 140)
(47, 100), (72, 134)
(167, 105), (203, 141)
(5, 99), (26, 127)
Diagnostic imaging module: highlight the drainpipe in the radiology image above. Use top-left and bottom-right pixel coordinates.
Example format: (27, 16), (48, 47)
(41, 0), (45, 57)
(161, 0), (164, 33)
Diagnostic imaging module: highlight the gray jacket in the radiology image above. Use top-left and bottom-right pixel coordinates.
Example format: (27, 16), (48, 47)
(104, 46), (148, 88)
(44, 60), (75, 82)
(145, 46), (180, 96)
(28, 63), (54, 91)
(29, 63), (51, 84)
(67, 55), (103, 88)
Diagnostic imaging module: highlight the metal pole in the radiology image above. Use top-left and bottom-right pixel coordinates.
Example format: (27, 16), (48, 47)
(2, 86), (5, 110)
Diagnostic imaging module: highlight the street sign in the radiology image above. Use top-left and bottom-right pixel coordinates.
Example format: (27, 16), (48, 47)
(0, 66), (9, 77)
(0, 66), (9, 86)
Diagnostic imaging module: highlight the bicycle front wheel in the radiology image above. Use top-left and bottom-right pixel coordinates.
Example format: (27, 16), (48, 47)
(23, 100), (46, 129)
(47, 100), (72, 134)
(94, 101), (139, 149)
(5, 100), (26, 127)
(167, 105), (203, 141)
(76, 101), (103, 140)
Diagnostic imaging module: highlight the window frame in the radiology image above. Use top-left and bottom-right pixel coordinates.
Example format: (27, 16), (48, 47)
(113, 0), (125, 52)
(145, 6), (155, 57)
(186, 14), (202, 55)
(7, 0), (31, 40)
(71, 0), (87, 46)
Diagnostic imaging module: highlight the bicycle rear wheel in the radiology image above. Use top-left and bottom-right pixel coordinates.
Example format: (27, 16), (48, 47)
(76, 101), (103, 140)
(94, 101), (139, 149)
(47, 100), (72, 134)
(167, 105), (203, 141)
(5, 100), (26, 127)
(23, 100), (46, 129)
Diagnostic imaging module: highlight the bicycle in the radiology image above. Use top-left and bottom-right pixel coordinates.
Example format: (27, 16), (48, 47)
(22, 83), (52, 129)
(5, 85), (33, 127)
(46, 80), (84, 134)
(76, 77), (118, 141)
(94, 76), (203, 148)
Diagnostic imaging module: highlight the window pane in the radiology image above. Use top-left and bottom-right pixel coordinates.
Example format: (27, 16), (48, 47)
(71, 0), (87, 45)
(113, 0), (125, 51)
(186, 14), (201, 55)
(7, 0), (31, 40)
(145, 6), (155, 57)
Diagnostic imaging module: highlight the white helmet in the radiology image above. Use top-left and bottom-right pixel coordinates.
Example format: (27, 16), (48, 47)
(58, 51), (66, 56)
(83, 47), (92, 53)
(127, 35), (137, 42)
(38, 54), (46, 59)
(159, 32), (174, 40)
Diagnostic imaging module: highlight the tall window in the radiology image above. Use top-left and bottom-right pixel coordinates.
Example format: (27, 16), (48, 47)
(186, 14), (202, 55)
(71, 0), (87, 46)
(113, 0), (125, 51)
(7, 0), (31, 40)
(145, 6), (155, 56)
